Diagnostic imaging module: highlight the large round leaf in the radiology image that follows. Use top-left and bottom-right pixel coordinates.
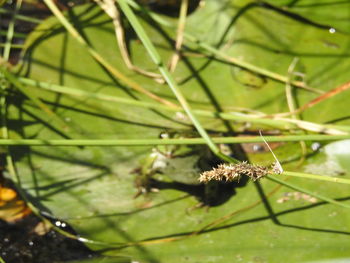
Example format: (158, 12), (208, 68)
(7, 0), (350, 262)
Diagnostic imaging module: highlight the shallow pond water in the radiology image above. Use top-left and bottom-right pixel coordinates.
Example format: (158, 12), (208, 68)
(0, 214), (96, 263)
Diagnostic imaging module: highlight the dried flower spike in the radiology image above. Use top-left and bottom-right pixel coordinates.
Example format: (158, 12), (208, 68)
(199, 161), (268, 183)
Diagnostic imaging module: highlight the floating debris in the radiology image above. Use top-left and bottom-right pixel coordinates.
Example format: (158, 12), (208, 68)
(277, 192), (318, 204)
(0, 185), (32, 223)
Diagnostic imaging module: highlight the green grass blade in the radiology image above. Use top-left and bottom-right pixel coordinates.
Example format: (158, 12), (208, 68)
(17, 77), (292, 129)
(282, 171), (350, 185)
(1, 134), (350, 146)
(0, 43), (24, 49)
(125, 0), (322, 94)
(2, 0), (22, 61)
(0, 8), (42, 23)
(1, 68), (70, 132)
(1, 94), (116, 247)
(18, 77), (350, 133)
(183, 33), (322, 94)
(42, 0), (177, 108)
(117, 0), (239, 163)
(0, 30), (26, 38)
(267, 175), (350, 208)
(19, 77), (177, 111)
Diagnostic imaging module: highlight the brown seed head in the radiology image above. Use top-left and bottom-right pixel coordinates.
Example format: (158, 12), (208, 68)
(199, 161), (269, 183)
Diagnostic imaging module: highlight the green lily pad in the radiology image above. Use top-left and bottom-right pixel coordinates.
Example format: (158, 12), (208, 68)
(6, 0), (350, 262)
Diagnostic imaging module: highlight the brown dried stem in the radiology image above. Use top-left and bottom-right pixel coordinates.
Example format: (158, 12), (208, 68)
(95, 0), (163, 80)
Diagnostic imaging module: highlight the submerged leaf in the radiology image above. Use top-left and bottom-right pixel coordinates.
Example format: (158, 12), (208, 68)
(0, 186), (31, 222)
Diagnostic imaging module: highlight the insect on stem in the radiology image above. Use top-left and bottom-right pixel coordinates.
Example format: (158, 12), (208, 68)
(259, 130), (284, 174)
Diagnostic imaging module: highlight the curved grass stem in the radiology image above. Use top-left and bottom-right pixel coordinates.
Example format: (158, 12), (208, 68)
(125, 0), (323, 94)
(18, 77), (350, 134)
(184, 34), (322, 94)
(95, 0), (162, 80)
(1, 69), (70, 133)
(42, 0), (177, 108)
(117, 0), (239, 164)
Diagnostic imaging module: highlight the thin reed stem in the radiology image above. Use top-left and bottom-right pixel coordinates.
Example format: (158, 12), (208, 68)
(118, 0), (240, 164)
(267, 175), (350, 208)
(125, 0), (323, 94)
(0, 134), (349, 146)
(19, 77), (350, 134)
(2, 0), (22, 61)
(42, 0), (177, 108)
(282, 171), (350, 185)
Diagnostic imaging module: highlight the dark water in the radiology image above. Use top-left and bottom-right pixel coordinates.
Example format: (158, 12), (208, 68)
(0, 214), (96, 263)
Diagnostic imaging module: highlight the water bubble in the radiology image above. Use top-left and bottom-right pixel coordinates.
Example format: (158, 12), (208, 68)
(252, 144), (264, 152)
(329, 28), (336, 34)
(311, 142), (321, 151)
(78, 237), (88, 242)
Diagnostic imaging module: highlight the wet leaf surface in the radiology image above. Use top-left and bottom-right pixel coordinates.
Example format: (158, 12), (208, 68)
(7, 0), (350, 262)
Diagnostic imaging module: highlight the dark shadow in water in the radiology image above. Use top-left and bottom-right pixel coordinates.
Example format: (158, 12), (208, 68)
(140, 0), (201, 17)
(325, 115), (350, 124)
(72, 194), (191, 219)
(149, 179), (238, 207)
